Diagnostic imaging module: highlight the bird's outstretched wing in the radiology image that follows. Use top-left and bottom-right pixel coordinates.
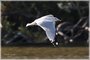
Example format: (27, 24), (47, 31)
(26, 14), (59, 42)
(35, 20), (56, 42)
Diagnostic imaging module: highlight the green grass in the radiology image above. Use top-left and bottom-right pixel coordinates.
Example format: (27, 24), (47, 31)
(1, 46), (89, 59)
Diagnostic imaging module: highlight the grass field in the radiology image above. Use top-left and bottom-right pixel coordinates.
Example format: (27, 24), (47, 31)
(1, 46), (89, 59)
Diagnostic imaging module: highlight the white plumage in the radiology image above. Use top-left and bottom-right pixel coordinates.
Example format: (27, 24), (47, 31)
(26, 14), (61, 43)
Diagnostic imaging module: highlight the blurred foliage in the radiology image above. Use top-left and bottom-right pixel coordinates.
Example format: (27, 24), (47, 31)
(1, 1), (89, 44)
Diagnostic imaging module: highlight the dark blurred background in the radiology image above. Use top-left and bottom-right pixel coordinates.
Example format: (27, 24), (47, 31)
(1, 1), (89, 46)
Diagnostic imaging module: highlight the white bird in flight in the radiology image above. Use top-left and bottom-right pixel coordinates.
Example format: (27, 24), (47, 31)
(26, 14), (61, 46)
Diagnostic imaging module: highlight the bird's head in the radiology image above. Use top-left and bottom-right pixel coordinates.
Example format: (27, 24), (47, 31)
(26, 23), (30, 27)
(26, 22), (37, 27)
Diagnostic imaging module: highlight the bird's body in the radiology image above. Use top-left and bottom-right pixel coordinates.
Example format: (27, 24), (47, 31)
(26, 14), (61, 46)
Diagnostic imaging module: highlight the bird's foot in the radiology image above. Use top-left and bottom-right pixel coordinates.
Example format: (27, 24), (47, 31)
(51, 41), (59, 47)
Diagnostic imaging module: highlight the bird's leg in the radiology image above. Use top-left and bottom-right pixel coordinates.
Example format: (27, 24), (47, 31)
(51, 40), (59, 47)
(55, 35), (59, 45)
(51, 42), (56, 47)
(50, 40), (55, 47)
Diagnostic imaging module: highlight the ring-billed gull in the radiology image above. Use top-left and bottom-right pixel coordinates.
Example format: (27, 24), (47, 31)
(26, 14), (61, 46)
